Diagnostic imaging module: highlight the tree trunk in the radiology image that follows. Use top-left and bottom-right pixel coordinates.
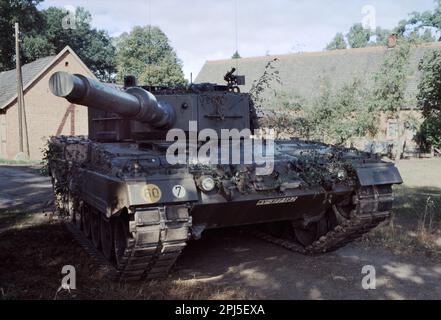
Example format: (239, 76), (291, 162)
(394, 112), (405, 164)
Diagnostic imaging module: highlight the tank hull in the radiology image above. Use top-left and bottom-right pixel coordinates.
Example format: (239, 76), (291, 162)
(47, 136), (402, 281)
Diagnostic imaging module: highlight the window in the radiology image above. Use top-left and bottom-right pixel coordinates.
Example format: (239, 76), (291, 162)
(387, 121), (398, 139)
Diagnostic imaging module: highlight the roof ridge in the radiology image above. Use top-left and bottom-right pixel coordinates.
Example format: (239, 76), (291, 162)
(205, 41), (441, 64)
(0, 55), (56, 74)
(0, 46), (94, 110)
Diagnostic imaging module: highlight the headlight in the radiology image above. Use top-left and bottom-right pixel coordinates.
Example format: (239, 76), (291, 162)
(337, 170), (346, 180)
(199, 176), (216, 192)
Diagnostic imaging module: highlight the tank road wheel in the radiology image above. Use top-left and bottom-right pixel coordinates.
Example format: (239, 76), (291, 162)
(113, 213), (132, 270)
(292, 210), (338, 247)
(82, 204), (92, 238)
(90, 209), (101, 249)
(100, 215), (114, 261)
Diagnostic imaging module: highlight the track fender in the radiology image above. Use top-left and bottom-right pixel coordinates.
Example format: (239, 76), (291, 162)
(355, 163), (403, 187)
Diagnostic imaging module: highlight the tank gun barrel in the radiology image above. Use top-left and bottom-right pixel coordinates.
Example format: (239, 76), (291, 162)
(49, 72), (175, 128)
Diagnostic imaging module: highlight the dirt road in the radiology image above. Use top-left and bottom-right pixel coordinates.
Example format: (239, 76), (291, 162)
(177, 230), (440, 299)
(0, 166), (52, 213)
(0, 165), (440, 300)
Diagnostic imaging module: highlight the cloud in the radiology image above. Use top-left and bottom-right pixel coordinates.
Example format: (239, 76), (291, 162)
(40, 0), (436, 80)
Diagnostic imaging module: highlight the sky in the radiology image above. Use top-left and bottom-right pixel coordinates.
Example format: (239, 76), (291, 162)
(39, 0), (436, 80)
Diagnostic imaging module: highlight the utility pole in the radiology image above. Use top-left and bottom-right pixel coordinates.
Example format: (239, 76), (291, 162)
(14, 22), (29, 158)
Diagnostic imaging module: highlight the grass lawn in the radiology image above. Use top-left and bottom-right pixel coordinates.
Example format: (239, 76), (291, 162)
(0, 158), (42, 165)
(362, 158), (441, 257)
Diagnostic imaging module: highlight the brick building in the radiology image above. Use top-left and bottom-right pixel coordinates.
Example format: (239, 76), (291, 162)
(0, 46), (94, 160)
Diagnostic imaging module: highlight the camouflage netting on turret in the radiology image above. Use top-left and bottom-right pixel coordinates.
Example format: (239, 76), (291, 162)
(189, 146), (359, 201)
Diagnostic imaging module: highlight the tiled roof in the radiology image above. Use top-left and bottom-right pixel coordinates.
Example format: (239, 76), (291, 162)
(195, 42), (441, 106)
(0, 56), (55, 109)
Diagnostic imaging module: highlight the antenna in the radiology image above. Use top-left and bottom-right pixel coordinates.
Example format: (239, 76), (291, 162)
(234, 0), (239, 72)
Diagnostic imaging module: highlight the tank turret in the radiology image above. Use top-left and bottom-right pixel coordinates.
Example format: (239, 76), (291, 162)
(49, 71), (250, 141)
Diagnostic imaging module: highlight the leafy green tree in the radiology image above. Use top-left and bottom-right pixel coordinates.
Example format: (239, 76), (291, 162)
(327, 27), (392, 50)
(372, 40), (412, 161)
(232, 51), (241, 59)
(0, 0), (44, 71)
(421, 29), (435, 42)
(372, 27), (392, 46)
(373, 40), (411, 114)
(304, 79), (377, 145)
(115, 26), (186, 87)
(22, 7), (116, 80)
(417, 49), (441, 149)
(407, 0), (441, 39)
(392, 1), (439, 43)
(347, 23), (371, 48)
(326, 33), (347, 50)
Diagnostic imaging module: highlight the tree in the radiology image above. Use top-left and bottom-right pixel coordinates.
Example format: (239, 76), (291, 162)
(372, 40), (412, 161)
(304, 78), (377, 145)
(0, 0), (44, 71)
(326, 27), (392, 50)
(407, 0), (441, 39)
(372, 27), (392, 46)
(232, 51), (241, 59)
(326, 33), (347, 50)
(392, 1), (439, 43)
(416, 49), (441, 149)
(21, 7), (116, 80)
(347, 23), (371, 48)
(115, 26), (186, 87)
(325, 1), (441, 52)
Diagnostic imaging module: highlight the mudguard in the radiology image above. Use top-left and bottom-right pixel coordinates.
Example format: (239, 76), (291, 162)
(355, 163), (403, 186)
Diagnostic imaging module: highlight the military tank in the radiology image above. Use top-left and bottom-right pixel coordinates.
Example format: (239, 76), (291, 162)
(46, 70), (403, 281)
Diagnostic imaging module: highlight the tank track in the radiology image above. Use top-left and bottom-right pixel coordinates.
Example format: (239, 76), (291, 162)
(116, 206), (190, 282)
(65, 222), (120, 280)
(252, 185), (394, 255)
(65, 204), (190, 282)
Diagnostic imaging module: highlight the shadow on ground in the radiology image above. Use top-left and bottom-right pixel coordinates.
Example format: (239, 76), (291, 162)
(1, 222), (440, 300)
(174, 228), (441, 300)
(0, 222), (253, 300)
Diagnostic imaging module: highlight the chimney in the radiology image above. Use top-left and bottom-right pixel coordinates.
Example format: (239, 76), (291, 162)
(387, 34), (397, 49)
